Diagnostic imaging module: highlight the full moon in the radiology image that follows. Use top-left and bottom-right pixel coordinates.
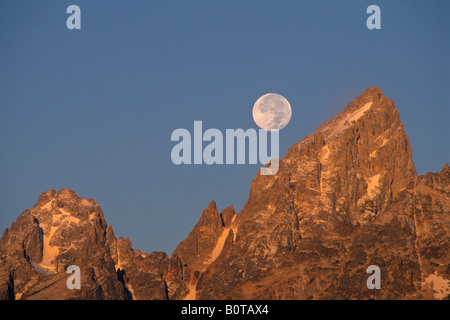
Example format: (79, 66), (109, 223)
(252, 93), (292, 131)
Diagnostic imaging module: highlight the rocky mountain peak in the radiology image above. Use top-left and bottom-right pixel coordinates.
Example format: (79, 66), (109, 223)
(56, 188), (77, 197)
(200, 200), (221, 224)
(172, 200), (223, 268)
(220, 205), (236, 227)
(36, 189), (56, 206)
(248, 87), (417, 226)
(0, 189), (128, 300)
(190, 87), (446, 300)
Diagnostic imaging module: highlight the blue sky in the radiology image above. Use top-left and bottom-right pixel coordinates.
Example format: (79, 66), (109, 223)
(0, 0), (448, 254)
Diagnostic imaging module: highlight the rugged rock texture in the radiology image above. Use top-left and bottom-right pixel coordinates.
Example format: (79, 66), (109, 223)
(112, 235), (169, 300)
(0, 189), (126, 299)
(413, 163), (450, 299)
(0, 87), (448, 300)
(169, 202), (236, 300)
(175, 87), (449, 300)
(0, 188), (174, 300)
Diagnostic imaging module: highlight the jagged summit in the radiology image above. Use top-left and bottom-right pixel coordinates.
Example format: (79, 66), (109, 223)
(0, 188), (169, 300)
(1, 87), (448, 300)
(220, 205), (236, 228)
(187, 87), (447, 300)
(252, 86), (416, 226)
(0, 188), (125, 299)
(317, 86), (399, 140)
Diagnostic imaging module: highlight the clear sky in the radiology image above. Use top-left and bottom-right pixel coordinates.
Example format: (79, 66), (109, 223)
(0, 0), (448, 255)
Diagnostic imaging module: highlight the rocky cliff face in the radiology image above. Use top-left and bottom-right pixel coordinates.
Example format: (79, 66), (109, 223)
(0, 189), (125, 299)
(0, 189), (169, 300)
(184, 86), (448, 300)
(1, 87), (448, 300)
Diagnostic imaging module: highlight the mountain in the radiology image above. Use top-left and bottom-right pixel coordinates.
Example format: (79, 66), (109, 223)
(1, 87), (448, 300)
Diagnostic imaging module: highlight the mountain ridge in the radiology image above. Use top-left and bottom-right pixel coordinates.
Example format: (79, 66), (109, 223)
(1, 87), (448, 300)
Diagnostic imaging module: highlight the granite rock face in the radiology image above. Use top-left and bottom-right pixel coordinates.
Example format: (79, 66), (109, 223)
(169, 201), (236, 300)
(0, 189), (126, 299)
(170, 87), (449, 300)
(1, 87), (448, 300)
(112, 235), (169, 300)
(0, 188), (172, 300)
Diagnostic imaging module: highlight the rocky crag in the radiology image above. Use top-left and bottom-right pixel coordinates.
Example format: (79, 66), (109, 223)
(1, 87), (448, 300)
